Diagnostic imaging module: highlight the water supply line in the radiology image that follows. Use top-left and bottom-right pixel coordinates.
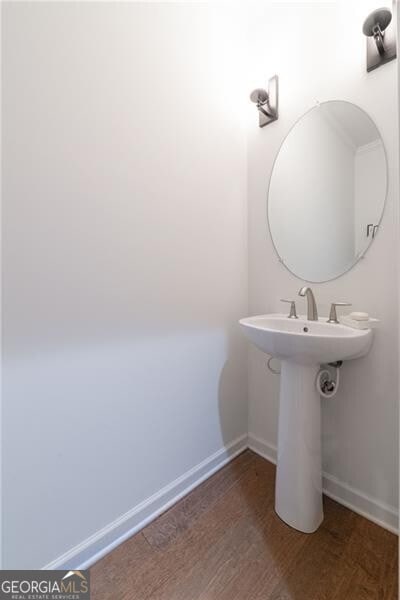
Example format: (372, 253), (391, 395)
(316, 362), (342, 399)
(267, 357), (281, 375)
(267, 357), (342, 399)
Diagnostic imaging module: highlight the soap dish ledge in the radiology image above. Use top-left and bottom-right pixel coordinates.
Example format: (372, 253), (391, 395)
(339, 316), (379, 330)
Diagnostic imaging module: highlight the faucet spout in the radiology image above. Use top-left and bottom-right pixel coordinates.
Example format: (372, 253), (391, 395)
(298, 286), (318, 321)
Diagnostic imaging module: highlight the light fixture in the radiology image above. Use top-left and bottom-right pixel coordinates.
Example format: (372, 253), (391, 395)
(362, 7), (397, 72)
(249, 75), (278, 128)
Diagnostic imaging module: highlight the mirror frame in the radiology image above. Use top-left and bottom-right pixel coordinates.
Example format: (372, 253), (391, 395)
(266, 100), (389, 283)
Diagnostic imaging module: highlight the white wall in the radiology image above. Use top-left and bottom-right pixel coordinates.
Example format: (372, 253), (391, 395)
(247, 1), (398, 528)
(2, 2), (248, 568)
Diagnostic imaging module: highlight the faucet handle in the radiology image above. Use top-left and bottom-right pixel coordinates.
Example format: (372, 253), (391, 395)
(328, 302), (352, 324)
(280, 299), (298, 319)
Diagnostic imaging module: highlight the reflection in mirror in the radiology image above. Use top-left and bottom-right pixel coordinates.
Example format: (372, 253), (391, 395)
(268, 101), (387, 282)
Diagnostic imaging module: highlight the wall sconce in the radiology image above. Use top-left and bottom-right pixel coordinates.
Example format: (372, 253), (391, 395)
(249, 75), (279, 128)
(362, 7), (396, 72)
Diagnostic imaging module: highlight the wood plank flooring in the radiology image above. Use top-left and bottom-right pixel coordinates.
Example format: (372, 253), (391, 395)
(91, 451), (398, 600)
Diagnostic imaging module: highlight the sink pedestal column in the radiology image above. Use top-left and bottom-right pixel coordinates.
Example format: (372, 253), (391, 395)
(275, 360), (323, 533)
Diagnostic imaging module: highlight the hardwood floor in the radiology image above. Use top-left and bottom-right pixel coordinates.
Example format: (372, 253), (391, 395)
(90, 451), (398, 600)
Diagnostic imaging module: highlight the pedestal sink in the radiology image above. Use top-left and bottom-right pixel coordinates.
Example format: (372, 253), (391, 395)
(239, 314), (373, 533)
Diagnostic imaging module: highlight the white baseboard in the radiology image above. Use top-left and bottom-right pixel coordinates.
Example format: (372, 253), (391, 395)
(248, 433), (399, 535)
(42, 434), (248, 570)
(248, 433), (278, 464)
(43, 431), (397, 570)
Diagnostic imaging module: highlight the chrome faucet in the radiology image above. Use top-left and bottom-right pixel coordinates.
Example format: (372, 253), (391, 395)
(298, 287), (318, 321)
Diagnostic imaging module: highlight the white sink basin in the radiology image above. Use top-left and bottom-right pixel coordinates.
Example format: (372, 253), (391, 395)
(239, 312), (373, 534)
(239, 313), (372, 364)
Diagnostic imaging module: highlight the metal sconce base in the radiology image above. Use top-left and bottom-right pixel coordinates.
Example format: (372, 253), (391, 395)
(366, 31), (396, 72)
(363, 7), (397, 72)
(258, 75), (279, 127)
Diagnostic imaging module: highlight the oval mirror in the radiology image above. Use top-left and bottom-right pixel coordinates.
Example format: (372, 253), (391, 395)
(268, 101), (387, 282)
